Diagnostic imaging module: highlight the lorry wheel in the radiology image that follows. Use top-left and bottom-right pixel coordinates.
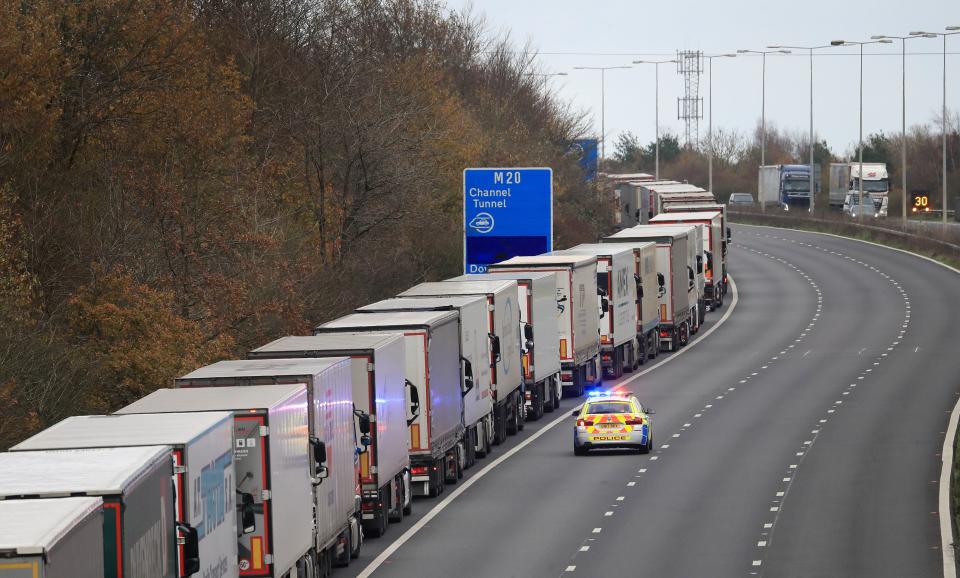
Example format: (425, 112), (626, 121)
(506, 397), (519, 435)
(334, 530), (351, 567)
(388, 477), (403, 523)
(350, 517), (362, 559)
(493, 406), (507, 444)
(544, 382), (556, 413)
(533, 383), (545, 419)
(402, 471), (413, 516)
(517, 392), (526, 431)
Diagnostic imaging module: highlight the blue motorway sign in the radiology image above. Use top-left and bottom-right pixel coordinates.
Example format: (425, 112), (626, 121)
(464, 168), (553, 273)
(570, 139), (599, 182)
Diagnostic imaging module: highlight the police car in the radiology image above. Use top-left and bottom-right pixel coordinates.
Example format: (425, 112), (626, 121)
(572, 390), (654, 455)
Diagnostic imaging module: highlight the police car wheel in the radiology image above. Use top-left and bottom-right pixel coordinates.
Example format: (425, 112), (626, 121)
(574, 445), (588, 456)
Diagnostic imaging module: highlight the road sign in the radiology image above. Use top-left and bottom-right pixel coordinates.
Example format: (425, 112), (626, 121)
(464, 168), (552, 273)
(570, 139), (599, 182)
(911, 191), (931, 213)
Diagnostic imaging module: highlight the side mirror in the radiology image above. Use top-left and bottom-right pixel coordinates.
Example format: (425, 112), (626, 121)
(490, 334), (502, 363)
(239, 492), (256, 535)
(657, 273), (665, 288)
(176, 522), (200, 576)
(310, 436), (327, 465)
(646, 408), (656, 415)
(726, 227), (732, 242)
(357, 414), (371, 436)
(461, 357), (475, 395)
(524, 323), (534, 341)
(601, 297), (609, 314)
(571, 409), (580, 417)
(406, 380), (421, 426)
(696, 255), (703, 274)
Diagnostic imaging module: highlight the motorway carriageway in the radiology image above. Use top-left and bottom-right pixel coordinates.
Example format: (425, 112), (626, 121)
(343, 225), (960, 578)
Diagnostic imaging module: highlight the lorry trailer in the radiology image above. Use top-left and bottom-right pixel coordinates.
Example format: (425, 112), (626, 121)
(604, 226), (693, 351)
(399, 280), (524, 443)
(0, 446), (181, 578)
(117, 385), (320, 578)
(247, 334), (412, 534)
(11, 413), (237, 578)
(355, 296), (493, 458)
(315, 311), (466, 498)
(488, 255), (600, 397)
(615, 180), (678, 228)
(0, 497), (104, 578)
(651, 210), (726, 309)
(448, 271), (562, 419)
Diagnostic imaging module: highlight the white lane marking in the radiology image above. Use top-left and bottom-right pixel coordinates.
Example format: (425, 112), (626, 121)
(661, 444), (671, 448)
(638, 468), (647, 473)
(758, 541), (767, 547)
(579, 546), (590, 551)
(627, 482), (637, 486)
(764, 523), (773, 529)
(616, 496), (625, 501)
(649, 456), (659, 461)
(355, 277), (741, 577)
(592, 527), (602, 533)
(566, 565), (577, 572)
(753, 560), (762, 567)
(604, 511), (613, 517)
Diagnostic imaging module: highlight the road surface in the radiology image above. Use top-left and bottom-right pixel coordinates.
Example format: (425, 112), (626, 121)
(343, 225), (960, 578)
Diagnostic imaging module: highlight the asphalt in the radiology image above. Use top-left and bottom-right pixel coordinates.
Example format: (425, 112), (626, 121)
(339, 225), (960, 578)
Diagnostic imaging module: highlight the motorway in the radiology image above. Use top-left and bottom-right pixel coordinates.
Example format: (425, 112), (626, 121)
(345, 225), (960, 578)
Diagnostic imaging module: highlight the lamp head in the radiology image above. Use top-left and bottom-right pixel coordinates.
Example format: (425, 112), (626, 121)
(830, 40), (846, 46)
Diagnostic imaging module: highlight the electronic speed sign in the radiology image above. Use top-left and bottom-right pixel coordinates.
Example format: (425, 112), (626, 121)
(911, 192), (931, 213)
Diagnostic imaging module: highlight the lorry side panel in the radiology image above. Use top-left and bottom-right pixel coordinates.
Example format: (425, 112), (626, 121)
(232, 412), (272, 576)
(402, 331), (431, 453)
(428, 320), (466, 448)
(457, 299), (493, 427)
(529, 274), (561, 378)
(314, 358), (357, 550)
(265, 389), (313, 577)
(609, 250), (636, 347)
(186, 417), (238, 578)
(638, 244), (660, 334)
(570, 262), (601, 366)
(46, 500), (104, 578)
(373, 338), (410, 485)
(491, 287), (522, 399)
(122, 450), (177, 578)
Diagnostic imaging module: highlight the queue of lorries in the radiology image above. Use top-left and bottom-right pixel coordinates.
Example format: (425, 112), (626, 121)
(0, 176), (728, 578)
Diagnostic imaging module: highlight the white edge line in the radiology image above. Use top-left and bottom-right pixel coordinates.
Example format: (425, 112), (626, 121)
(738, 223), (960, 578)
(355, 277), (740, 577)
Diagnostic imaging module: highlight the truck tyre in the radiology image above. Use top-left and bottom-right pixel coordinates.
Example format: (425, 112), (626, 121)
(544, 380), (556, 413)
(529, 383), (545, 420)
(388, 477), (403, 523)
(334, 530), (351, 567)
(506, 395), (519, 435)
(370, 486), (389, 537)
(517, 391), (526, 431)
(493, 405), (507, 445)
(402, 471), (413, 516)
(350, 516), (362, 559)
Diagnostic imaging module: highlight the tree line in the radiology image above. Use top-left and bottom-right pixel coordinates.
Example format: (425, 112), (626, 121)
(0, 0), (604, 449)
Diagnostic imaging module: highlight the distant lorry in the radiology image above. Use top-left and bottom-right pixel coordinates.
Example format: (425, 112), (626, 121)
(651, 210), (726, 309)
(399, 280), (524, 442)
(488, 255), (600, 397)
(449, 271), (562, 419)
(355, 296), (494, 457)
(11, 413), (237, 578)
(171, 357), (372, 555)
(0, 446), (181, 578)
(829, 162), (889, 210)
(550, 244), (638, 379)
(615, 180), (677, 228)
(248, 334), (412, 535)
(315, 310), (466, 498)
(117, 384), (322, 577)
(0, 497), (104, 578)
(604, 226), (693, 351)
(759, 164), (819, 209)
(655, 191), (716, 216)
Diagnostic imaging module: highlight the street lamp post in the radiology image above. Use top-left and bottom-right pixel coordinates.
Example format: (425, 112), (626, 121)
(632, 59), (678, 180)
(871, 34), (936, 225)
(769, 44), (834, 212)
(738, 49), (791, 213)
(573, 66), (632, 162)
(910, 28), (960, 224)
(831, 39), (894, 221)
(704, 54), (736, 194)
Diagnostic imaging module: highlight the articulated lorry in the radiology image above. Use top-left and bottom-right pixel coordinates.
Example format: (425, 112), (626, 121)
(759, 164), (819, 209)
(651, 210), (727, 309)
(829, 162), (889, 210)
(550, 244), (638, 379)
(355, 296), (493, 458)
(247, 334), (411, 536)
(315, 311), (466, 498)
(488, 255), (600, 396)
(0, 446), (181, 578)
(12, 414), (237, 578)
(118, 385), (322, 577)
(0, 497), (104, 578)
(449, 271), (562, 419)
(615, 180), (678, 228)
(604, 226), (694, 351)
(171, 357), (370, 557)
(399, 280), (524, 443)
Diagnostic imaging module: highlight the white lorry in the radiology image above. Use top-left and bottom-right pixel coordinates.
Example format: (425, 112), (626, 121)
(550, 244), (638, 379)
(0, 497), (104, 578)
(604, 226), (693, 351)
(355, 296), (493, 459)
(615, 180), (677, 228)
(247, 334), (411, 536)
(315, 311), (466, 498)
(11, 413), (237, 578)
(117, 384), (320, 578)
(651, 210), (726, 309)
(488, 255), (601, 397)
(399, 280), (524, 443)
(829, 162), (889, 211)
(171, 358), (371, 556)
(0, 446), (181, 578)
(449, 272), (562, 420)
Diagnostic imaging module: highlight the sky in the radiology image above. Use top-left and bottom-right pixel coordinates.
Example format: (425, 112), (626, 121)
(444, 0), (960, 159)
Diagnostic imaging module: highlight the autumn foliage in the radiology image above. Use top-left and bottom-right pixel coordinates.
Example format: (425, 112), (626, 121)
(0, 0), (599, 448)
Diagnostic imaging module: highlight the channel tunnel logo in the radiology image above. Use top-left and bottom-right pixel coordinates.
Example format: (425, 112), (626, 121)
(469, 212), (495, 234)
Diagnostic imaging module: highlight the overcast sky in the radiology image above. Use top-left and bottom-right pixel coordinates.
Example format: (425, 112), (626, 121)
(445, 0), (960, 159)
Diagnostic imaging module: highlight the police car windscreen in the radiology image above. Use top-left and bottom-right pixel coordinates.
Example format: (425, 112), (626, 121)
(585, 401), (632, 414)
